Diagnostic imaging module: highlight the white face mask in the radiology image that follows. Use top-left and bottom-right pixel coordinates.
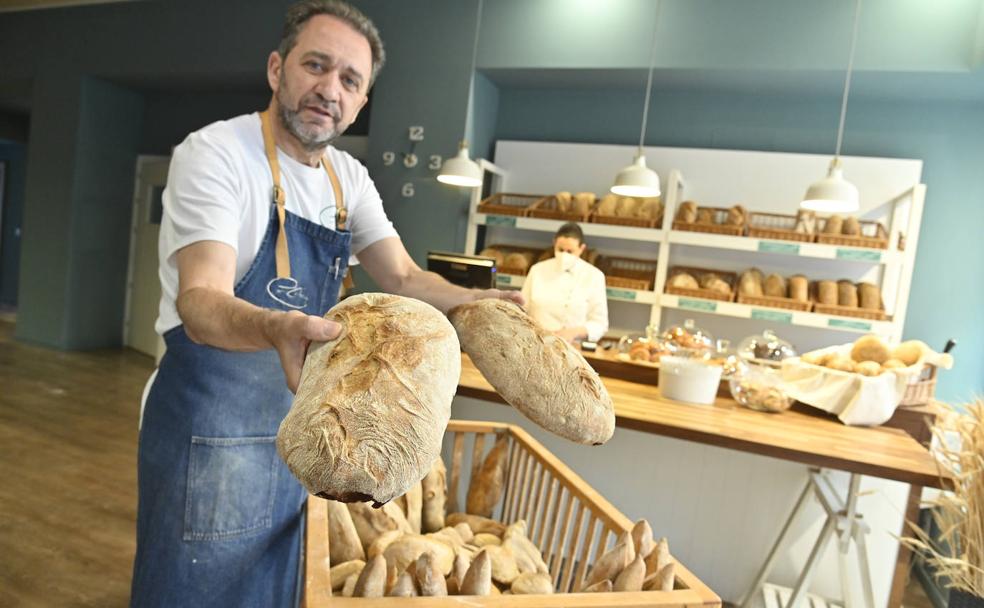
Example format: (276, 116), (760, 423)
(554, 251), (577, 272)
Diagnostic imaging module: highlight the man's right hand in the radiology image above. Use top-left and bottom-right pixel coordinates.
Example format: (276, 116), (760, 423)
(265, 310), (342, 393)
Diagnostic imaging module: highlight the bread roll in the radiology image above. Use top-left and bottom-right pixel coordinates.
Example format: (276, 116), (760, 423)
(597, 194), (617, 215)
(794, 209), (816, 234)
(631, 520), (656, 560)
(858, 282), (882, 310)
(882, 358), (906, 370)
(789, 275), (809, 302)
(341, 573), (359, 597)
(837, 280), (858, 307)
(726, 205), (746, 226)
(327, 500), (366, 564)
(892, 340), (927, 366)
(615, 197), (640, 217)
(856, 361), (882, 376)
(825, 356), (856, 372)
(764, 274), (787, 298)
(701, 274), (732, 296)
(478, 248), (504, 268)
(353, 554), (387, 598)
(503, 520), (549, 575)
(668, 272), (699, 290)
(583, 531), (634, 590)
(415, 552), (448, 596)
(511, 572), (553, 595)
(583, 580), (613, 593)
(349, 501), (413, 553)
(484, 545), (520, 585)
(739, 270), (764, 297)
(817, 280), (838, 305)
(823, 216), (844, 234)
(473, 533), (501, 547)
(696, 208), (714, 224)
(278, 293), (459, 505)
(446, 513), (506, 537)
(573, 192), (594, 215)
(383, 535), (455, 576)
(554, 191), (572, 213)
(449, 300), (615, 445)
(645, 537), (671, 576)
(676, 201), (698, 223)
(397, 482), (423, 535)
(460, 549), (493, 595)
(842, 216), (861, 236)
(387, 570), (418, 597)
(421, 458), (447, 533)
(637, 198), (661, 220)
(330, 560), (366, 592)
(614, 553), (646, 592)
(368, 530), (405, 560)
(466, 434), (509, 517)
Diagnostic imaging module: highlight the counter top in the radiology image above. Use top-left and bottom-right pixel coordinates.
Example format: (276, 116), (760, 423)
(456, 353), (945, 489)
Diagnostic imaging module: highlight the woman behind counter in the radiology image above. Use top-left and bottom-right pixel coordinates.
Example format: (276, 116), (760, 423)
(521, 222), (609, 344)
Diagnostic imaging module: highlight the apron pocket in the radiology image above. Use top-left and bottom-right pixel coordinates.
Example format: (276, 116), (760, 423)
(183, 435), (279, 541)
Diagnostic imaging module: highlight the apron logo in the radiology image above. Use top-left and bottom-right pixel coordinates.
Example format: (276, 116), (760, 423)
(266, 277), (309, 310)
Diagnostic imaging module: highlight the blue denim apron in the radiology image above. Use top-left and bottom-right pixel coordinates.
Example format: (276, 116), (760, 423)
(130, 111), (350, 608)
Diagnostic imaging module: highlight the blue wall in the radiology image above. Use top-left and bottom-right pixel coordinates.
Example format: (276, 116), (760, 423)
(492, 85), (984, 403)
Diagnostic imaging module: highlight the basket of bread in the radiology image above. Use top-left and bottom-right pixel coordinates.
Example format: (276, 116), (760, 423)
(780, 335), (954, 426)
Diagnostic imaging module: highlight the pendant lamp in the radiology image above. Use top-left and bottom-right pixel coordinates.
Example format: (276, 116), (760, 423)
(437, 0), (484, 188)
(611, 0), (661, 198)
(801, 0), (862, 213)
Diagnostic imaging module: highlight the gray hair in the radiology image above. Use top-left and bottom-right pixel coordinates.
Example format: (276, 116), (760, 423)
(278, 0), (386, 86)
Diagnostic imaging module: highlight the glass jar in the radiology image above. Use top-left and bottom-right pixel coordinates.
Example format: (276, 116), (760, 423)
(618, 332), (671, 364)
(729, 364), (793, 413)
(661, 319), (714, 358)
(709, 339), (746, 378)
(737, 329), (796, 366)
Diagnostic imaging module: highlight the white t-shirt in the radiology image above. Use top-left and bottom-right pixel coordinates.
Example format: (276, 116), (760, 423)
(156, 112), (397, 334)
(521, 256), (609, 342)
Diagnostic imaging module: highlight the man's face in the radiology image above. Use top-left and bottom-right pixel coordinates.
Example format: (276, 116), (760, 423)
(269, 15), (372, 150)
(554, 236), (586, 257)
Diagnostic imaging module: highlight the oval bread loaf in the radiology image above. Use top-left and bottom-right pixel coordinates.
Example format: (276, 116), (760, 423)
(448, 299), (615, 445)
(277, 293), (460, 505)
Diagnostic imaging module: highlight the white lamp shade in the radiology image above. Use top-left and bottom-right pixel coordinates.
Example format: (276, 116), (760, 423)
(437, 145), (482, 188)
(801, 162), (859, 213)
(610, 153), (661, 198)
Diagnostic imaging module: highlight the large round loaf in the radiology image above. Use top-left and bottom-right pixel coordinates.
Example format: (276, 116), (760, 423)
(277, 293), (460, 505)
(449, 299), (614, 445)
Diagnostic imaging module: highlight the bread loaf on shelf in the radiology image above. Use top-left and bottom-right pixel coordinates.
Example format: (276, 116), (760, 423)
(788, 275), (809, 302)
(676, 201), (698, 223)
(837, 280), (858, 307)
(817, 280), (838, 305)
(764, 274), (786, 298)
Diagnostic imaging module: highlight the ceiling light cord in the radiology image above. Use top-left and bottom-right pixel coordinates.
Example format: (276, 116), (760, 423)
(461, 0), (484, 142)
(637, 0), (662, 153)
(835, 0), (862, 159)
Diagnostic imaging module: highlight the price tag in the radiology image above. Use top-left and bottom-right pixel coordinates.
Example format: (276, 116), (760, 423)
(496, 274), (511, 285)
(828, 318), (872, 331)
(758, 241), (801, 255)
(836, 248), (882, 262)
(606, 288), (636, 301)
(486, 215), (517, 227)
(751, 309), (793, 323)
(678, 298), (717, 312)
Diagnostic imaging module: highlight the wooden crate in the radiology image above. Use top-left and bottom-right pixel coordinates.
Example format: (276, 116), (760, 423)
(737, 293), (813, 312)
(304, 420), (721, 608)
(591, 198), (663, 229)
(477, 193), (544, 217)
(672, 207), (745, 236)
(665, 266), (737, 302)
(815, 218), (888, 250)
(602, 256), (658, 291)
(528, 195), (596, 223)
(813, 303), (890, 321)
(747, 212), (815, 243)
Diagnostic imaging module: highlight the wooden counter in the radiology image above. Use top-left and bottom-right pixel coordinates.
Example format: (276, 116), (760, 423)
(457, 353), (944, 489)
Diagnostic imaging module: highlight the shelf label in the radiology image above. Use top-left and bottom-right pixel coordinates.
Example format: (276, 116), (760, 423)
(751, 309), (793, 324)
(758, 241), (800, 255)
(828, 318), (872, 331)
(606, 288), (637, 301)
(836, 248), (881, 262)
(496, 274), (511, 285)
(678, 298), (717, 312)
(486, 215), (517, 227)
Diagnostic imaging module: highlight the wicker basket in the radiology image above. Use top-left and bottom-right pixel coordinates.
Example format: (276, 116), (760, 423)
(737, 293), (813, 312)
(591, 198), (663, 229)
(665, 266), (737, 302)
(303, 420), (721, 607)
(898, 365), (939, 407)
(816, 218), (889, 250)
(483, 244), (540, 276)
(673, 207), (745, 237)
(747, 212), (815, 243)
(813, 303), (891, 321)
(602, 256), (658, 291)
(477, 193), (544, 217)
(528, 195), (596, 223)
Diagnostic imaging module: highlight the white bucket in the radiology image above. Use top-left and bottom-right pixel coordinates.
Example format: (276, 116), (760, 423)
(658, 356), (723, 405)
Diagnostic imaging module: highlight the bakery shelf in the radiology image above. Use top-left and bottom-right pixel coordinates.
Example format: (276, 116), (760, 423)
(477, 212), (664, 243)
(667, 229), (901, 265)
(659, 293), (895, 335)
(495, 273), (658, 304)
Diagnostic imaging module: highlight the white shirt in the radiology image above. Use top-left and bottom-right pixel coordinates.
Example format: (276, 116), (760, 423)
(156, 112), (398, 334)
(521, 256), (609, 342)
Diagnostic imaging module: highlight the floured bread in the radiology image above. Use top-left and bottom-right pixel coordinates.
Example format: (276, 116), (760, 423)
(277, 293), (460, 505)
(449, 299), (614, 445)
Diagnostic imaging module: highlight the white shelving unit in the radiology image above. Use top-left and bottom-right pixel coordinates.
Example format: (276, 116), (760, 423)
(463, 142), (925, 347)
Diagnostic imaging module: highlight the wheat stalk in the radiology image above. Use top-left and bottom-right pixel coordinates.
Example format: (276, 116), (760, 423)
(902, 399), (984, 597)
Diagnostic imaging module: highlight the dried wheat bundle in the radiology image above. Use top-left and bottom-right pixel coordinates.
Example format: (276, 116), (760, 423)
(903, 399), (984, 597)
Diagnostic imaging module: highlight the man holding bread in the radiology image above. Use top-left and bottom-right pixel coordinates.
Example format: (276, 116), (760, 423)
(130, 2), (520, 606)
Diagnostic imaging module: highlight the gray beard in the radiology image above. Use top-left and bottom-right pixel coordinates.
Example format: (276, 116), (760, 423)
(276, 89), (340, 152)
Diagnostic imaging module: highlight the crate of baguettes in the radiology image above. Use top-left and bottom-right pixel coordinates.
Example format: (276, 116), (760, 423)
(672, 201), (747, 236)
(815, 215), (889, 249)
(477, 193), (545, 217)
(811, 279), (890, 320)
(746, 210), (816, 243)
(601, 256), (658, 291)
(527, 191), (597, 222)
(478, 244), (539, 276)
(304, 420), (721, 607)
(735, 268), (813, 312)
(664, 266), (736, 302)
(590, 193), (663, 228)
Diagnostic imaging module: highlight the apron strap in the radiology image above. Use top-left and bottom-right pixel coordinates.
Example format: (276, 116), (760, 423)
(260, 110), (348, 279)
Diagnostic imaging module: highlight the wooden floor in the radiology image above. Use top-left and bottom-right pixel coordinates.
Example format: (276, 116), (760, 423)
(0, 318), (938, 608)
